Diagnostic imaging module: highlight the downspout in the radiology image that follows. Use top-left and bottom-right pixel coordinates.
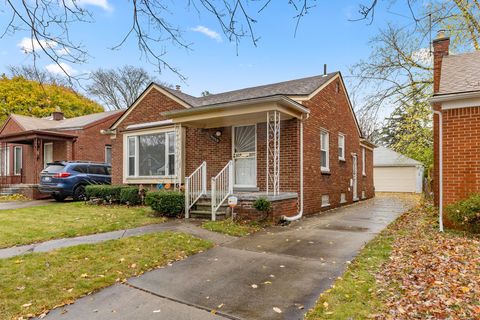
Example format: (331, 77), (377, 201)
(282, 114), (307, 222)
(433, 110), (444, 232)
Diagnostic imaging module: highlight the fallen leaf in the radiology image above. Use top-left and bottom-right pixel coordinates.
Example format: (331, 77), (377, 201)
(273, 307), (282, 313)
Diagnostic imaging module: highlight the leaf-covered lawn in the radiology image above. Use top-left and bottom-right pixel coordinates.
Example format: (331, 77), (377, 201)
(202, 218), (263, 237)
(0, 232), (213, 320)
(0, 202), (165, 248)
(307, 199), (480, 319)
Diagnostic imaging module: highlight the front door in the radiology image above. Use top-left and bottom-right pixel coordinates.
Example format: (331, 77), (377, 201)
(233, 125), (257, 188)
(352, 154), (358, 201)
(43, 143), (53, 168)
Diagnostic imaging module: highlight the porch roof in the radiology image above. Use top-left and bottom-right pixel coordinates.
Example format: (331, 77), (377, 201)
(163, 95), (309, 128)
(0, 130), (77, 144)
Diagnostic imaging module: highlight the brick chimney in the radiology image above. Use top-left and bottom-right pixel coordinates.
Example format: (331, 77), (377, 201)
(433, 30), (450, 94)
(52, 111), (64, 121)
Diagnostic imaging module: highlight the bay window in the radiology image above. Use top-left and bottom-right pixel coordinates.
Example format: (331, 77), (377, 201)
(126, 131), (176, 178)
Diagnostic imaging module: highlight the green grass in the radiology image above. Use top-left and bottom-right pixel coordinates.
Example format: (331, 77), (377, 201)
(0, 232), (213, 320)
(0, 202), (165, 248)
(202, 218), (263, 237)
(305, 228), (395, 319)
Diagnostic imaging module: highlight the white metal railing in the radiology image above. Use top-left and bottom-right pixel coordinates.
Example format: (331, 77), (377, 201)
(185, 161), (207, 218)
(211, 160), (233, 221)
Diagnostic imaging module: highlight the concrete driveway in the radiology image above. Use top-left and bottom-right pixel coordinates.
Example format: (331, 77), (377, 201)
(42, 195), (415, 320)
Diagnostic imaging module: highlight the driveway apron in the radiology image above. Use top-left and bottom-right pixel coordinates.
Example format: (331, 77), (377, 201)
(42, 195), (415, 320)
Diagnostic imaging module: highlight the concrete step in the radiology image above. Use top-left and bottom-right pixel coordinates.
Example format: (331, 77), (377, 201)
(189, 210), (226, 220)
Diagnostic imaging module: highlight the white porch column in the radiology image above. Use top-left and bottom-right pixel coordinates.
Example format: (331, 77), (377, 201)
(174, 124), (183, 189)
(266, 111), (281, 195)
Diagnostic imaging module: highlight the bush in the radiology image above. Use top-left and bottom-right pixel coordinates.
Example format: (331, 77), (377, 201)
(145, 191), (184, 217)
(253, 197), (272, 213)
(119, 187), (142, 205)
(85, 185), (127, 202)
(445, 194), (480, 233)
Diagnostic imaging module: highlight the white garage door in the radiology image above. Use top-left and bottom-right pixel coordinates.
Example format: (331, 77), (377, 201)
(374, 166), (417, 193)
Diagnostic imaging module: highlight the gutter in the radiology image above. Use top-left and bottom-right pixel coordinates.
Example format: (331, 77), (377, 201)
(430, 90), (480, 104)
(433, 110), (444, 232)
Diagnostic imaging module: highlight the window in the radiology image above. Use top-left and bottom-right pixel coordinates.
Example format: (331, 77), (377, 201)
(88, 165), (107, 175)
(340, 193), (346, 204)
(13, 146), (22, 176)
(127, 131), (176, 178)
(320, 130), (329, 171)
(0, 147), (9, 176)
(338, 134), (345, 161)
(72, 165), (88, 173)
(362, 147), (366, 176)
(105, 145), (112, 164)
(321, 195), (330, 207)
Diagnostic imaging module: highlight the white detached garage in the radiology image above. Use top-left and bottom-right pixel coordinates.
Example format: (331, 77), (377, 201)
(374, 146), (424, 193)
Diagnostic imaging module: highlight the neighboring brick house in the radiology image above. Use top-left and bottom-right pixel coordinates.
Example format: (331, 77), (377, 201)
(0, 110), (123, 198)
(107, 72), (375, 220)
(431, 31), (480, 228)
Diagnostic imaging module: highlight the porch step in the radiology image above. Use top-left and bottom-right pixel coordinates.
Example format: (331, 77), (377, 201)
(189, 210), (227, 220)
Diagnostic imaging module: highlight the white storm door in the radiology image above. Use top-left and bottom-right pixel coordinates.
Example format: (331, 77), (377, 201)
(233, 125), (257, 188)
(44, 143), (53, 168)
(352, 154), (358, 201)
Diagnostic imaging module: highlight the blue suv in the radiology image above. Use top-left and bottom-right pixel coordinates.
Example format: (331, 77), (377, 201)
(39, 161), (112, 201)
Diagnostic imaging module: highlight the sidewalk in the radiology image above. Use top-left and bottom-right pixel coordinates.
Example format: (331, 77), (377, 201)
(0, 220), (235, 259)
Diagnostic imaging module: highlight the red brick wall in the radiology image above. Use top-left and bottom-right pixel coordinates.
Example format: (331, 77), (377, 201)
(439, 107), (480, 206)
(301, 78), (374, 214)
(234, 197), (298, 222)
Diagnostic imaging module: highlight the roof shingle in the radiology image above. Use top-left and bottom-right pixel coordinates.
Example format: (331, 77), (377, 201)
(439, 51), (480, 95)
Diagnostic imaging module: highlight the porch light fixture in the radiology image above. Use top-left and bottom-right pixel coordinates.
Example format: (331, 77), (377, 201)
(215, 130), (222, 137)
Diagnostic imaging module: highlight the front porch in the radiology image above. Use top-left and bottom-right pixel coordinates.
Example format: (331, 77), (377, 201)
(0, 130), (77, 199)
(163, 96), (309, 221)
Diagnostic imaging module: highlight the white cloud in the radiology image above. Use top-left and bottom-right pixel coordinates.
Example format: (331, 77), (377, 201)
(191, 25), (222, 42)
(45, 62), (77, 75)
(18, 37), (57, 54)
(411, 47), (433, 66)
(76, 0), (112, 11)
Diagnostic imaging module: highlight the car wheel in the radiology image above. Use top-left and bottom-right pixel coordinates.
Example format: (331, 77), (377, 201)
(53, 194), (66, 202)
(72, 185), (86, 201)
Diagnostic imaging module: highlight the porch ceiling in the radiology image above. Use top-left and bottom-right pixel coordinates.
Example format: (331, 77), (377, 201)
(163, 95), (309, 129)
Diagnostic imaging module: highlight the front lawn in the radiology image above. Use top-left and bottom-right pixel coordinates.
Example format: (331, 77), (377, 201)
(202, 218), (263, 237)
(0, 202), (165, 248)
(0, 232), (213, 319)
(306, 199), (480, 319)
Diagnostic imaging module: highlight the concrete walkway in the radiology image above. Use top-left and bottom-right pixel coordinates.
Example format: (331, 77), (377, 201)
(0, 199), (54, 210)
(0, 220), (235, 259)
(39, 195), (416, 320)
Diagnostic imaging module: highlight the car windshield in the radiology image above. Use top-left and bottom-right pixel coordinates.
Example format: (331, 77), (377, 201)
(42, 165), (65, 173)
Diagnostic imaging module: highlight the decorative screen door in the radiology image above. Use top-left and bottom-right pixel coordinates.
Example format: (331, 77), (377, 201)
(233, 125), (257, 187)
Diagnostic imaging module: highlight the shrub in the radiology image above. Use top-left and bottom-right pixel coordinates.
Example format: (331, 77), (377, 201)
(85, 185), (127, 202)
(145, 191), (184, 217)
(119, 187), (142, 205)
(253, 197), (272, 213)
(445, 194), (480, 233)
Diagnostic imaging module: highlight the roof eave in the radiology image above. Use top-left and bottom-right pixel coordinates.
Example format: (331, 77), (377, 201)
(430, 90), (480, 104)
(163, 95), (310, 118)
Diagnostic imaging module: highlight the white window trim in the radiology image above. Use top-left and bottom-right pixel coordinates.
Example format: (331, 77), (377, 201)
(0, 147), (9, 176)
(105, 145), (112, 164)
(338, 133), (345, 161)
(123, 127), (178, 182)
(43, 142), (53, 169)
(362, 147), (366, 176)
(13, 146), (22, 176)
(320, 129), (330, 172)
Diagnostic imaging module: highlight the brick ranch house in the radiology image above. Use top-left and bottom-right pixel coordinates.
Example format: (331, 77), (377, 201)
(106, 72), (375, 220)
(0, 110), (123, 199)
(431, 31), (480, 229)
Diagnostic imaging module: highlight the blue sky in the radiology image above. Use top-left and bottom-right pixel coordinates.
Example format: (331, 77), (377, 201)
(0, 1), (419, 100)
